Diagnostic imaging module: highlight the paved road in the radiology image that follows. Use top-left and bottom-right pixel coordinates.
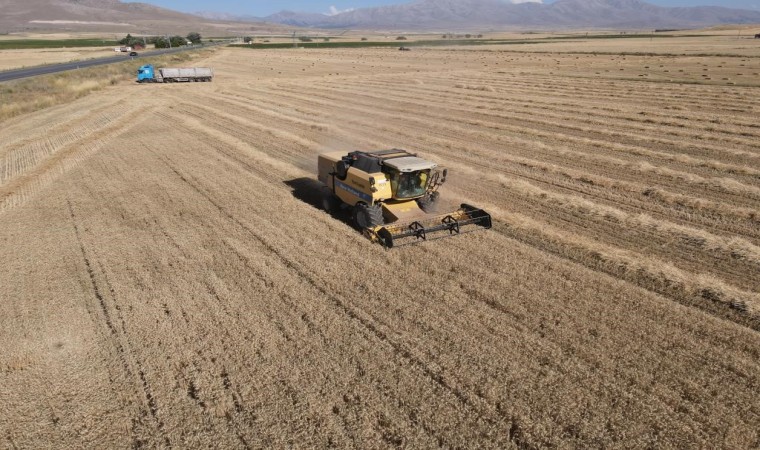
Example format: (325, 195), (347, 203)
(0, 43), (227, 83)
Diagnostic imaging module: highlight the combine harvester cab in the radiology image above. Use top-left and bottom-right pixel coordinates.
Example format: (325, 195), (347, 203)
(318, 149), (491, 248)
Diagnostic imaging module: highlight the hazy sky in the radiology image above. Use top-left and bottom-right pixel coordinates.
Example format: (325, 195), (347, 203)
(131, 0), (760, 17)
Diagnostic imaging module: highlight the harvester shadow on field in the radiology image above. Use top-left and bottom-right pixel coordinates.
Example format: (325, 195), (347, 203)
(284, 177), (357, 229)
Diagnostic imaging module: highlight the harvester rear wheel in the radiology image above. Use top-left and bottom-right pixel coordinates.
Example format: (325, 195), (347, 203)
(353, 203), (383, 229)
(322, 191), (340, 214)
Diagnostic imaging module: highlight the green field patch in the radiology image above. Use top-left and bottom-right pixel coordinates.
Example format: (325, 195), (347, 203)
(0, 39), (119, 50)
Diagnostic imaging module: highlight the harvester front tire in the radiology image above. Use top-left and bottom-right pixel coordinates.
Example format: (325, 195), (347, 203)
(353, 203), (383, 229)
(418, 192), (440, 213)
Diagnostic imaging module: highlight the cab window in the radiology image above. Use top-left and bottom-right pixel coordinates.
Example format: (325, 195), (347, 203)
(386, 168), (429, 199)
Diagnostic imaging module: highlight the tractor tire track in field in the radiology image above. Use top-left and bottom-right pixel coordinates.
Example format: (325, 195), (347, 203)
(66, 198), (171, 448)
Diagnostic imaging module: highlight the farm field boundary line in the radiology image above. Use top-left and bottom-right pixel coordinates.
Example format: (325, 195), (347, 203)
(0, 39), (119, 50)
(0, 49), (213, 121)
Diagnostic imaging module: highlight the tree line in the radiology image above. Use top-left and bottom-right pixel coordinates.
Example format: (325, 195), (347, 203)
(119, 33), (202, 49)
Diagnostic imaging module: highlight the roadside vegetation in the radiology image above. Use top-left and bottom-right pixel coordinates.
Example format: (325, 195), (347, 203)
(0, 49), (211, 121)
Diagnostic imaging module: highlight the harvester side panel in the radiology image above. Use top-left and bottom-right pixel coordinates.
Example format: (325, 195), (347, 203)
(334, 169), (373, 206)
(317, 153), (340, 185)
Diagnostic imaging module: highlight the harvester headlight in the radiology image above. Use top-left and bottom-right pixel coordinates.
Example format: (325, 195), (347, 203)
(369, 177), (378, 192)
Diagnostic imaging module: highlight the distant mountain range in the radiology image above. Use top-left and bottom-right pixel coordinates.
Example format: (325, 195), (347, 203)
(207, 0), (760, 30)
(3, 0), (759, 34)
(0, 0), (290, 34)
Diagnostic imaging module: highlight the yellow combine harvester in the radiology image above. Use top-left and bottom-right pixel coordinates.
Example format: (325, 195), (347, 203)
(318, 149), (491, 247)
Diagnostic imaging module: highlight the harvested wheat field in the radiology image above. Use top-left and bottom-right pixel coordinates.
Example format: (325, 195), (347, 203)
(1, 44), (759, 448)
